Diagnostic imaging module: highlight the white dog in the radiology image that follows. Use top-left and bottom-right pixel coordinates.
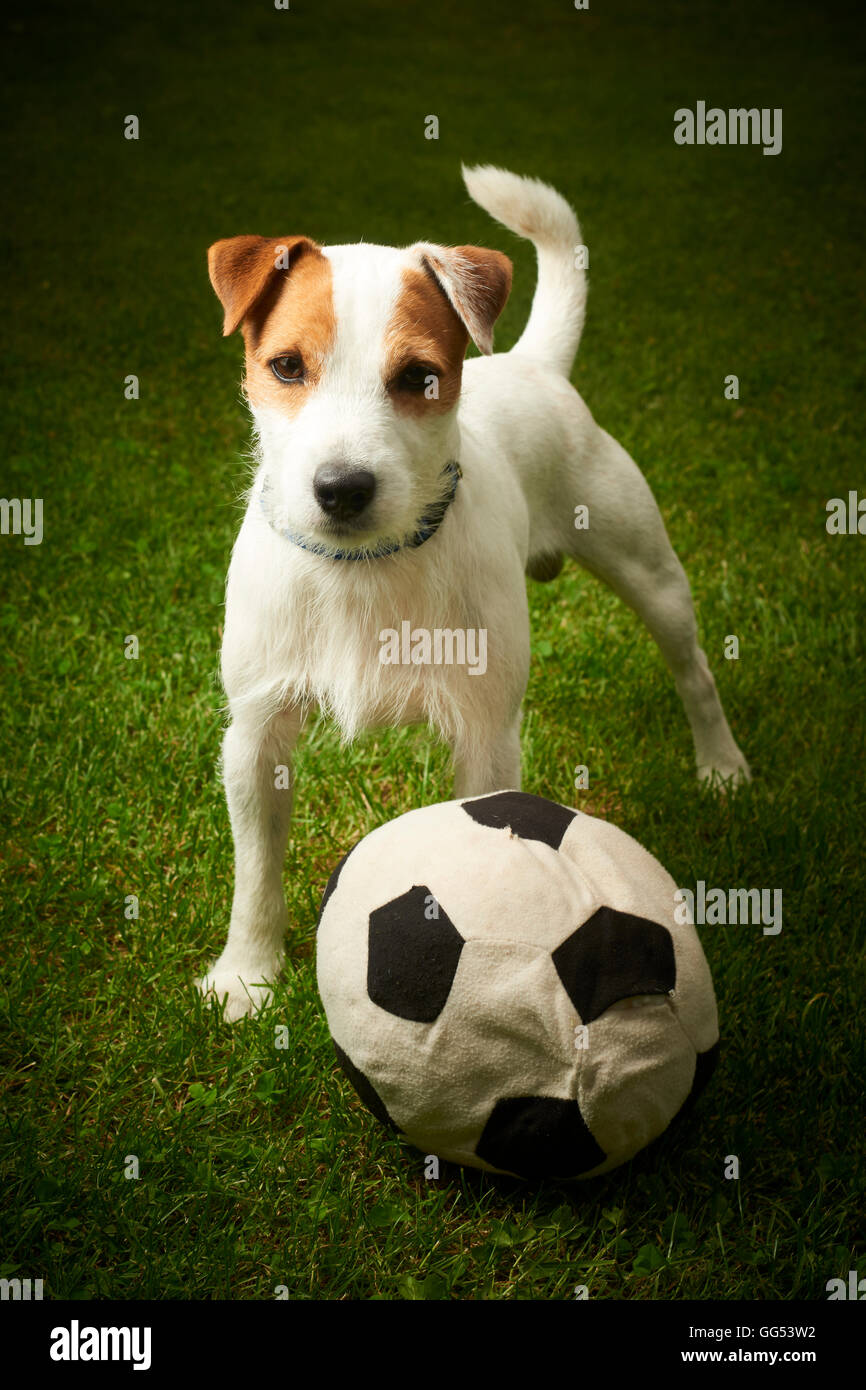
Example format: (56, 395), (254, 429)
(199, 165), (750, 1021)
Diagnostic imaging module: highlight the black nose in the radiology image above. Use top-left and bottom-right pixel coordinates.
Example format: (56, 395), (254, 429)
(313, 465), (377, 520)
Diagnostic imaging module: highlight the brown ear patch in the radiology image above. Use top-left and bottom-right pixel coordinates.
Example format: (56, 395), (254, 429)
(418, 243), (512, 356)
(384, 265), (470, 417)
(207, 234), (320, 337)
(241, 249), (336, 416)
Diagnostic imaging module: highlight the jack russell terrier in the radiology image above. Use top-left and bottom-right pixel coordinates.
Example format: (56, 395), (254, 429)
(199, 164), (750, 1020)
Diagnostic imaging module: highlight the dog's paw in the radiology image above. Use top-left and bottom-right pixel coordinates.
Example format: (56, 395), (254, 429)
(197, 961), (279, 1022)
(697, 753), (752, 791)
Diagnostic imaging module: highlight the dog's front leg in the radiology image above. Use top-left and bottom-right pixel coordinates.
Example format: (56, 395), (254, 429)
(198, 707), (303, 1020)
(451, 712), (523, 799)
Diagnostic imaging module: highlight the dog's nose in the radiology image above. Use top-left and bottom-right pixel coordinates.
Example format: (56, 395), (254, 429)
(313, 465), (377, 520)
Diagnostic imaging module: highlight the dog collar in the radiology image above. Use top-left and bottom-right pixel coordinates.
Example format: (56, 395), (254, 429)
(259, 460), (462, 561)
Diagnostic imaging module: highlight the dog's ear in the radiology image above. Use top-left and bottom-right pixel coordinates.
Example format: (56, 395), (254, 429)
(416, 244), (512, 356)
(207, 234), (318, 336)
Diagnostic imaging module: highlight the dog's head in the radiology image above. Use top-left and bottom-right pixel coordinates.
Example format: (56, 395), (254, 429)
(208, 232), (511, 552)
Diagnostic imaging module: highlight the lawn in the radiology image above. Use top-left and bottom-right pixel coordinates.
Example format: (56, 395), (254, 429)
(0, 0), (863, 1300)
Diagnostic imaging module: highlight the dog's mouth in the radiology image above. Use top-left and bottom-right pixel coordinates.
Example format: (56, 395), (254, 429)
(315, 512), (380, 541)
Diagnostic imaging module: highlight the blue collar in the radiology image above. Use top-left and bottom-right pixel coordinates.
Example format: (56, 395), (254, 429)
(259, 460), (462, 561)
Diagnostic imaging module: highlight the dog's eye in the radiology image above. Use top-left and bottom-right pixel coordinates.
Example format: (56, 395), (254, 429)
(270, 354), (305, 383)
(395, 362), (436, 392)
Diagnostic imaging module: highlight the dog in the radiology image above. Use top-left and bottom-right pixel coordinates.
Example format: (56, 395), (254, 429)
(199, 165), (750, 1021)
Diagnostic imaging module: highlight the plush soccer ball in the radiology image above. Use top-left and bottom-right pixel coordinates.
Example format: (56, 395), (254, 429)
(316, 791), (719, 1180)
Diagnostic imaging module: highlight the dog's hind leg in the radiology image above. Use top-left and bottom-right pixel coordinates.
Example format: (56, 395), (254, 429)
(562, 426), (750, 786)
(197, 704), (304, 1020)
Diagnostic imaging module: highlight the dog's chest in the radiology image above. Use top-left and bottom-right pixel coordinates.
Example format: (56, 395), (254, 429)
(279, 562), (489, 735)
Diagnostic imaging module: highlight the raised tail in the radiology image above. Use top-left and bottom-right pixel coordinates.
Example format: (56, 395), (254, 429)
(462, 163), (586, 377)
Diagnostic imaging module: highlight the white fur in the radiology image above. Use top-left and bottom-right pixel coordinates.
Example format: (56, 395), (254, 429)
(199, 165), (750, 1021)
(462, 163), (587, 373)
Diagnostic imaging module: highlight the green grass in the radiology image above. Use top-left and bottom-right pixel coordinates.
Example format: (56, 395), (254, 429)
(1, 0), (864, 1300)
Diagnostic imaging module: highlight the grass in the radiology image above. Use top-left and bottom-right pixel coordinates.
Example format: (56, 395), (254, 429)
(0, 0), (864, 1300)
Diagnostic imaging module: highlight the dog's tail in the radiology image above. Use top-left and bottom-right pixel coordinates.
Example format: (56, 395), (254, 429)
(462, 164), (586, 376)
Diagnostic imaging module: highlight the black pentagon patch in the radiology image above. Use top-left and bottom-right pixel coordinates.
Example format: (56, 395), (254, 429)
(317, 847), (353, 925)
(461, 791), (577, 849)
(476, 1095), (606, 1178)
(333, 1040), (401, 1132)
(367, 884), (463, 1023)
(552, 905), (676, 1023)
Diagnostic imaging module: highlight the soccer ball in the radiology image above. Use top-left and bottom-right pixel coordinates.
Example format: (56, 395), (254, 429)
(316, 791), (719, 1179)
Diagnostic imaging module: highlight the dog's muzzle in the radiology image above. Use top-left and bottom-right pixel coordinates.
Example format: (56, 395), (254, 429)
(259, 461), (463, 561)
